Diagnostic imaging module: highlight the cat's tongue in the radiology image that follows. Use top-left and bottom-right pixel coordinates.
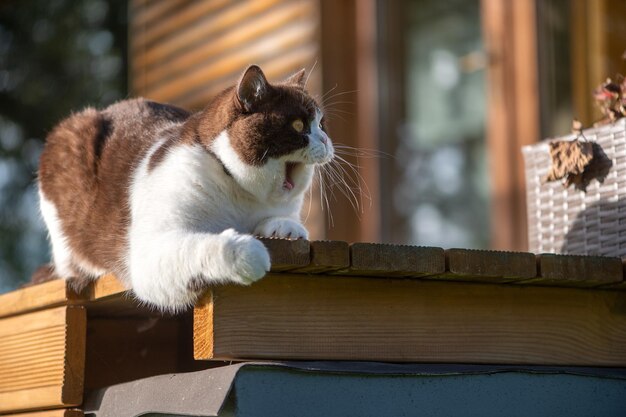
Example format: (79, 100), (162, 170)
(283, 162), (296, 191)
(283, 179), (294, 190)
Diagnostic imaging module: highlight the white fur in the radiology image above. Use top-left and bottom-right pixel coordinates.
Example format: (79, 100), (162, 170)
(127, 123), (332, 311)
(39, 190), (106, 279)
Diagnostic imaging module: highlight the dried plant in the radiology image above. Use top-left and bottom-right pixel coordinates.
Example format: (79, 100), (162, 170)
(593, 75), (626, 126)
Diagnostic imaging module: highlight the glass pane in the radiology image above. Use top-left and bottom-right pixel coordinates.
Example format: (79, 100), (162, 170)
(394, 0), (489, 248)
(538, 0), (626, 137)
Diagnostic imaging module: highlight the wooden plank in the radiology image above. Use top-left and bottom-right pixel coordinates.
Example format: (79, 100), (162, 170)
(288, 241), (350, 273)
(89, 274), (128, 300)
(260, 238), (310, 272)
(0, 279), (81, 319)
(344, 243), (445, 277)
(0, 306), (86, 413)
(519, 254), (623, 287)
(194, 292), (214, 361)
(431, 248), (536, 283)
(194, 274), (626, 366)
(1, 409), (83, 417)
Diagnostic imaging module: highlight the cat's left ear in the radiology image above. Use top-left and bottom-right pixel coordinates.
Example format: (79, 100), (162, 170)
(237, 65), (270, 112)
(284, 68), (306, 89)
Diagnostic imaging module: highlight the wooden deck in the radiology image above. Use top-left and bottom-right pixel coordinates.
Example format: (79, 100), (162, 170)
(1, 239), (625, 414)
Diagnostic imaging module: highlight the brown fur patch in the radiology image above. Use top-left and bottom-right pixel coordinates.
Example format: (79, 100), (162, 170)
(39, 99), (190, 278)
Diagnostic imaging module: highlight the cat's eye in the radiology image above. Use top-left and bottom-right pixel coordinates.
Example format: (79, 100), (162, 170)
(292, 119), (304, 133)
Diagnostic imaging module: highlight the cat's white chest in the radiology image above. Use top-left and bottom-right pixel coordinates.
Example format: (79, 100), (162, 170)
(130, 142), (296, 237)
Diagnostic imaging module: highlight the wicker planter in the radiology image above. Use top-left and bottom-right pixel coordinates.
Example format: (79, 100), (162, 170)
(522, 118), (626, 256)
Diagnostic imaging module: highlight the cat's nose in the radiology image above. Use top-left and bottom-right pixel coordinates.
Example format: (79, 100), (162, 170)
(319, 135), (327, 144)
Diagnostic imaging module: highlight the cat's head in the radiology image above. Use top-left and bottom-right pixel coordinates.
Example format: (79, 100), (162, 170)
(206, 65), (334, 203)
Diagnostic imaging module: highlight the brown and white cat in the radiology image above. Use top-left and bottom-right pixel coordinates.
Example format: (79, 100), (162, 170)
(38, 65), (333, 311)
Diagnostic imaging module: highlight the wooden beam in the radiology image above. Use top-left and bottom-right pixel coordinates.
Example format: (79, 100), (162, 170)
(259, 238), (311, 272)
(0, 410), (83, 417)
(194, 274), (626, 366)
(433, 248), (536, 283)
(345, 243), (444, 277)
(0, 280), (82, 319)
(289, 240), (350, 273)
(0, 306), (86, 413)
(521, 254), (623, 287)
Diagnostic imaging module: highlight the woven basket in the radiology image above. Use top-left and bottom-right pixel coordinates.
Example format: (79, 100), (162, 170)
(522, 118), (626, 257)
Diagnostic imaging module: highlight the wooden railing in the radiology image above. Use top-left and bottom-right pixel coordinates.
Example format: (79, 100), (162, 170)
(1, 239), (625, 415)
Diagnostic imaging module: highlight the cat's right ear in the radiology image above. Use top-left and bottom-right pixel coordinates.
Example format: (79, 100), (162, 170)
(236, 65), (270, 112)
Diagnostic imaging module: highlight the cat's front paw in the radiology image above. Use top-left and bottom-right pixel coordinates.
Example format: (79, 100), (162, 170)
(221, 229), (270, 285)
(254, 217), (309, 239)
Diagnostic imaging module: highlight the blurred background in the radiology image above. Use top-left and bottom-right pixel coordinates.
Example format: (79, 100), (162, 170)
(0, 0), (625, 292)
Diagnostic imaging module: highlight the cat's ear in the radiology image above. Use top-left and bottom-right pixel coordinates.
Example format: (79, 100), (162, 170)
(284, 68), (306, 89)
(236, 65), (270, 112)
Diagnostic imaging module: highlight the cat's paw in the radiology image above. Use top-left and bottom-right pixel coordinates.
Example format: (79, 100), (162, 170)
(253, 217), (309, 239)
(220, 229), (270, 284)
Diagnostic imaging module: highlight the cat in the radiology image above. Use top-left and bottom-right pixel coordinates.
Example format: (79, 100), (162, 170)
(38, 65), (333, 311)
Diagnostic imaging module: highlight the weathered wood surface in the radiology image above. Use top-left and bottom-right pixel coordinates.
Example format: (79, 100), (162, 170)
(0, 274), (129, 319)
(0, 306), (86, 413)
(0, 279), (82, 319)
(289, 240), (350, 273)
(260, 238), (310, 271)
(2, 239), (626, 413)
(1, 409), (83, 416)
(194, 273), (626, 366)
(433, 248), (536, 283)
(522, 254), (623, 287)
(4, 241), (626, 321)
(345, 243), (445, 277)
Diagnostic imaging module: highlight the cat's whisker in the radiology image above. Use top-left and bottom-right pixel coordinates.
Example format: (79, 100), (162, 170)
(331, 155), (372, 212)
(322, 89), (359, 103)
(323, 161), (362, 215)
(303, 170), (314, 224)
(317, 167), (334, 227)
(320, 84), (340, 101)
(322, 108), (355, 116)
(305, 60), (318, 89)
(322, 112), (349, 124)
(333, 145), (393, 159)
(322, 100), (355, 108)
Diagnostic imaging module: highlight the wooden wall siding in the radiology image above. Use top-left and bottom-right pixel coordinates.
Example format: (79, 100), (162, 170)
(0, 307), (86, 413)
(130, 0), (321, 111)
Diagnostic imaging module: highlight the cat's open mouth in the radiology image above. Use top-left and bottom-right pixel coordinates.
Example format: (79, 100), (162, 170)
(283, 162), (302, 191)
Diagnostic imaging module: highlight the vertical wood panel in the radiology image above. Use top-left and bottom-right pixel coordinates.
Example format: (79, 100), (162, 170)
(321, 0), (372, 242)
(481, 0), (539, 251)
